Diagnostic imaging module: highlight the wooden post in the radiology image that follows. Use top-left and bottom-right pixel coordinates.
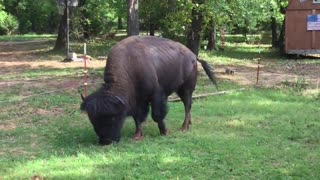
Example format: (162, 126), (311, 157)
(256, 48), (261, 86)
(66, 0), (70, 60)
(83, 43), (88, 97)
(256, 59), (260, 86)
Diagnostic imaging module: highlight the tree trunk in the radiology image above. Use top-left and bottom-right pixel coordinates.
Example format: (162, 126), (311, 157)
(127, 0), (139, 36)
(186, 0), (204, 56)
(118, 17), (123, 30)
(278, 4), (287, 55)
(206, 19), (216, 51)
(271, 16), (278, 47)
(53, 7), (67, 51)
(278, 18), (285, 55)
(149, 15), (155, 36)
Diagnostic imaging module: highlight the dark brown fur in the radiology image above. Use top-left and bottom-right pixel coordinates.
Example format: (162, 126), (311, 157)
(81, 36), (217, 145)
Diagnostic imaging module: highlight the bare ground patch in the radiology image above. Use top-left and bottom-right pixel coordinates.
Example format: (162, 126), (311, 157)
(0, 40), (105, 76)
(216, 60), (320, 89)
(0, 122), (17, 131)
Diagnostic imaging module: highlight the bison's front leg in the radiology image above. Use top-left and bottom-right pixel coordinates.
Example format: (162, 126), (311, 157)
(151, 90), (169, 135)
(132, 102), (149, 141)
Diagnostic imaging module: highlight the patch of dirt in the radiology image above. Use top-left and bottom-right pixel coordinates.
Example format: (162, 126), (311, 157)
(0, 40), (105, 97)
(0, 122), (17, 131)
(216, 59), (320, 89)
(35, 108), (65, 116)
(0, 40), (105, 75)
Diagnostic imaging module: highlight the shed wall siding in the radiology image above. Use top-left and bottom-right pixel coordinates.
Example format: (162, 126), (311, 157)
(285, 0), (320, 54)
(287, 0), (320, 10)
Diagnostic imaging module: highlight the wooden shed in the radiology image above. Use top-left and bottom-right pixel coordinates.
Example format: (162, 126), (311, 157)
(285, 0), (320, 55)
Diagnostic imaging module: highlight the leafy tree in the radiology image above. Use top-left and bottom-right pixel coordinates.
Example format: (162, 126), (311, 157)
(227, 0), (268, 38)
(139, 0), (163, 36)
(158, 0), (192, 41)
(1, 1), (22, 34)
(3, 0), (59, 34)
(109, 0), (126, 30)
(0, 2), (19, 35)
(203, 1), (231, 51)
(1, 0), (289, 54)
(127, 0), (139, 36)
(69, 0), (122, 40)
(277, 0), (288, 54)
(80, 0), (117, 36)
(0, 12), (19, 35)
(54, 2), (67, 51)
(186, 0), (204, 56)
(54, 0), (119, 50)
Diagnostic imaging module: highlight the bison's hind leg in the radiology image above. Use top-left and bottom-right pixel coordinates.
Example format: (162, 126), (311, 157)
(177, 88), (193, 132)
(177, 71), (197, 132)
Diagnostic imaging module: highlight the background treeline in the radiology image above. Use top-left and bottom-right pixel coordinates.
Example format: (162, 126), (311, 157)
(0, 0), (287, 49)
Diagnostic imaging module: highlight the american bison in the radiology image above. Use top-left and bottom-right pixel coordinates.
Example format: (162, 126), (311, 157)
(81, 36), (217, 145)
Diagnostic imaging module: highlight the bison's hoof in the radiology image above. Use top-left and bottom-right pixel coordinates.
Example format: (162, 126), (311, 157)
(99, 139), (113, 146)
(133, 132), (143, 141)
(160, 129), (169, 136)
(180, 127), (189, 132)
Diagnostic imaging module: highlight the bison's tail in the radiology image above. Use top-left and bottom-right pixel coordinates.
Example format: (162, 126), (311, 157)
(197, 58), (218, 90)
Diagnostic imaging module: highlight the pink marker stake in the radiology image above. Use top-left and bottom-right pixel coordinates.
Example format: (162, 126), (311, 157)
(83, 43), (88, 97)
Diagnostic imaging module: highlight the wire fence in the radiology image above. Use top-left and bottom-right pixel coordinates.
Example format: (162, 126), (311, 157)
(0, 82), (248, 105)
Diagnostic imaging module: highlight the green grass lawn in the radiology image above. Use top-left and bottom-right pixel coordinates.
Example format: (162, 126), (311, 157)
(1, 34), (320, 179)
(1, 80), (319, 179)
(0, 34), (57, 41)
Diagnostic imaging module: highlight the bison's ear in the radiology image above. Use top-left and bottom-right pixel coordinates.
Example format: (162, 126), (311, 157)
(80, 93), (87, 111)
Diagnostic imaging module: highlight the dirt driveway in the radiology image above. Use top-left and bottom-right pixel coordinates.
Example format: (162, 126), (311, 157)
(0, 40), (319, 91)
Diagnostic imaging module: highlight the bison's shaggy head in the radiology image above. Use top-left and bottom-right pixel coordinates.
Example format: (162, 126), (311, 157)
(80, 90), (127, 145)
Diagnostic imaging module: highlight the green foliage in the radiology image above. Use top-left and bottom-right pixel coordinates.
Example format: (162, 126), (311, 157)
(281, 76), (309, 94)
(225, 1), (267, 34)
(204, 1), (230, 29)
(1, 0), (289, 45)
(157, 0), (192, 40)
(0, 5), (19, 35)
(70, 0), (121, 39)
(84, 1), (117, 34)
(2, 0), (59, 34)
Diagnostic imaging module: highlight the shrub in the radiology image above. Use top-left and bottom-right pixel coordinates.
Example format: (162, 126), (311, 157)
(0, 12), (19, 35)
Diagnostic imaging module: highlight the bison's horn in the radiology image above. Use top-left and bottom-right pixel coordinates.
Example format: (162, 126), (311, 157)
(115, 96), (126, 105)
